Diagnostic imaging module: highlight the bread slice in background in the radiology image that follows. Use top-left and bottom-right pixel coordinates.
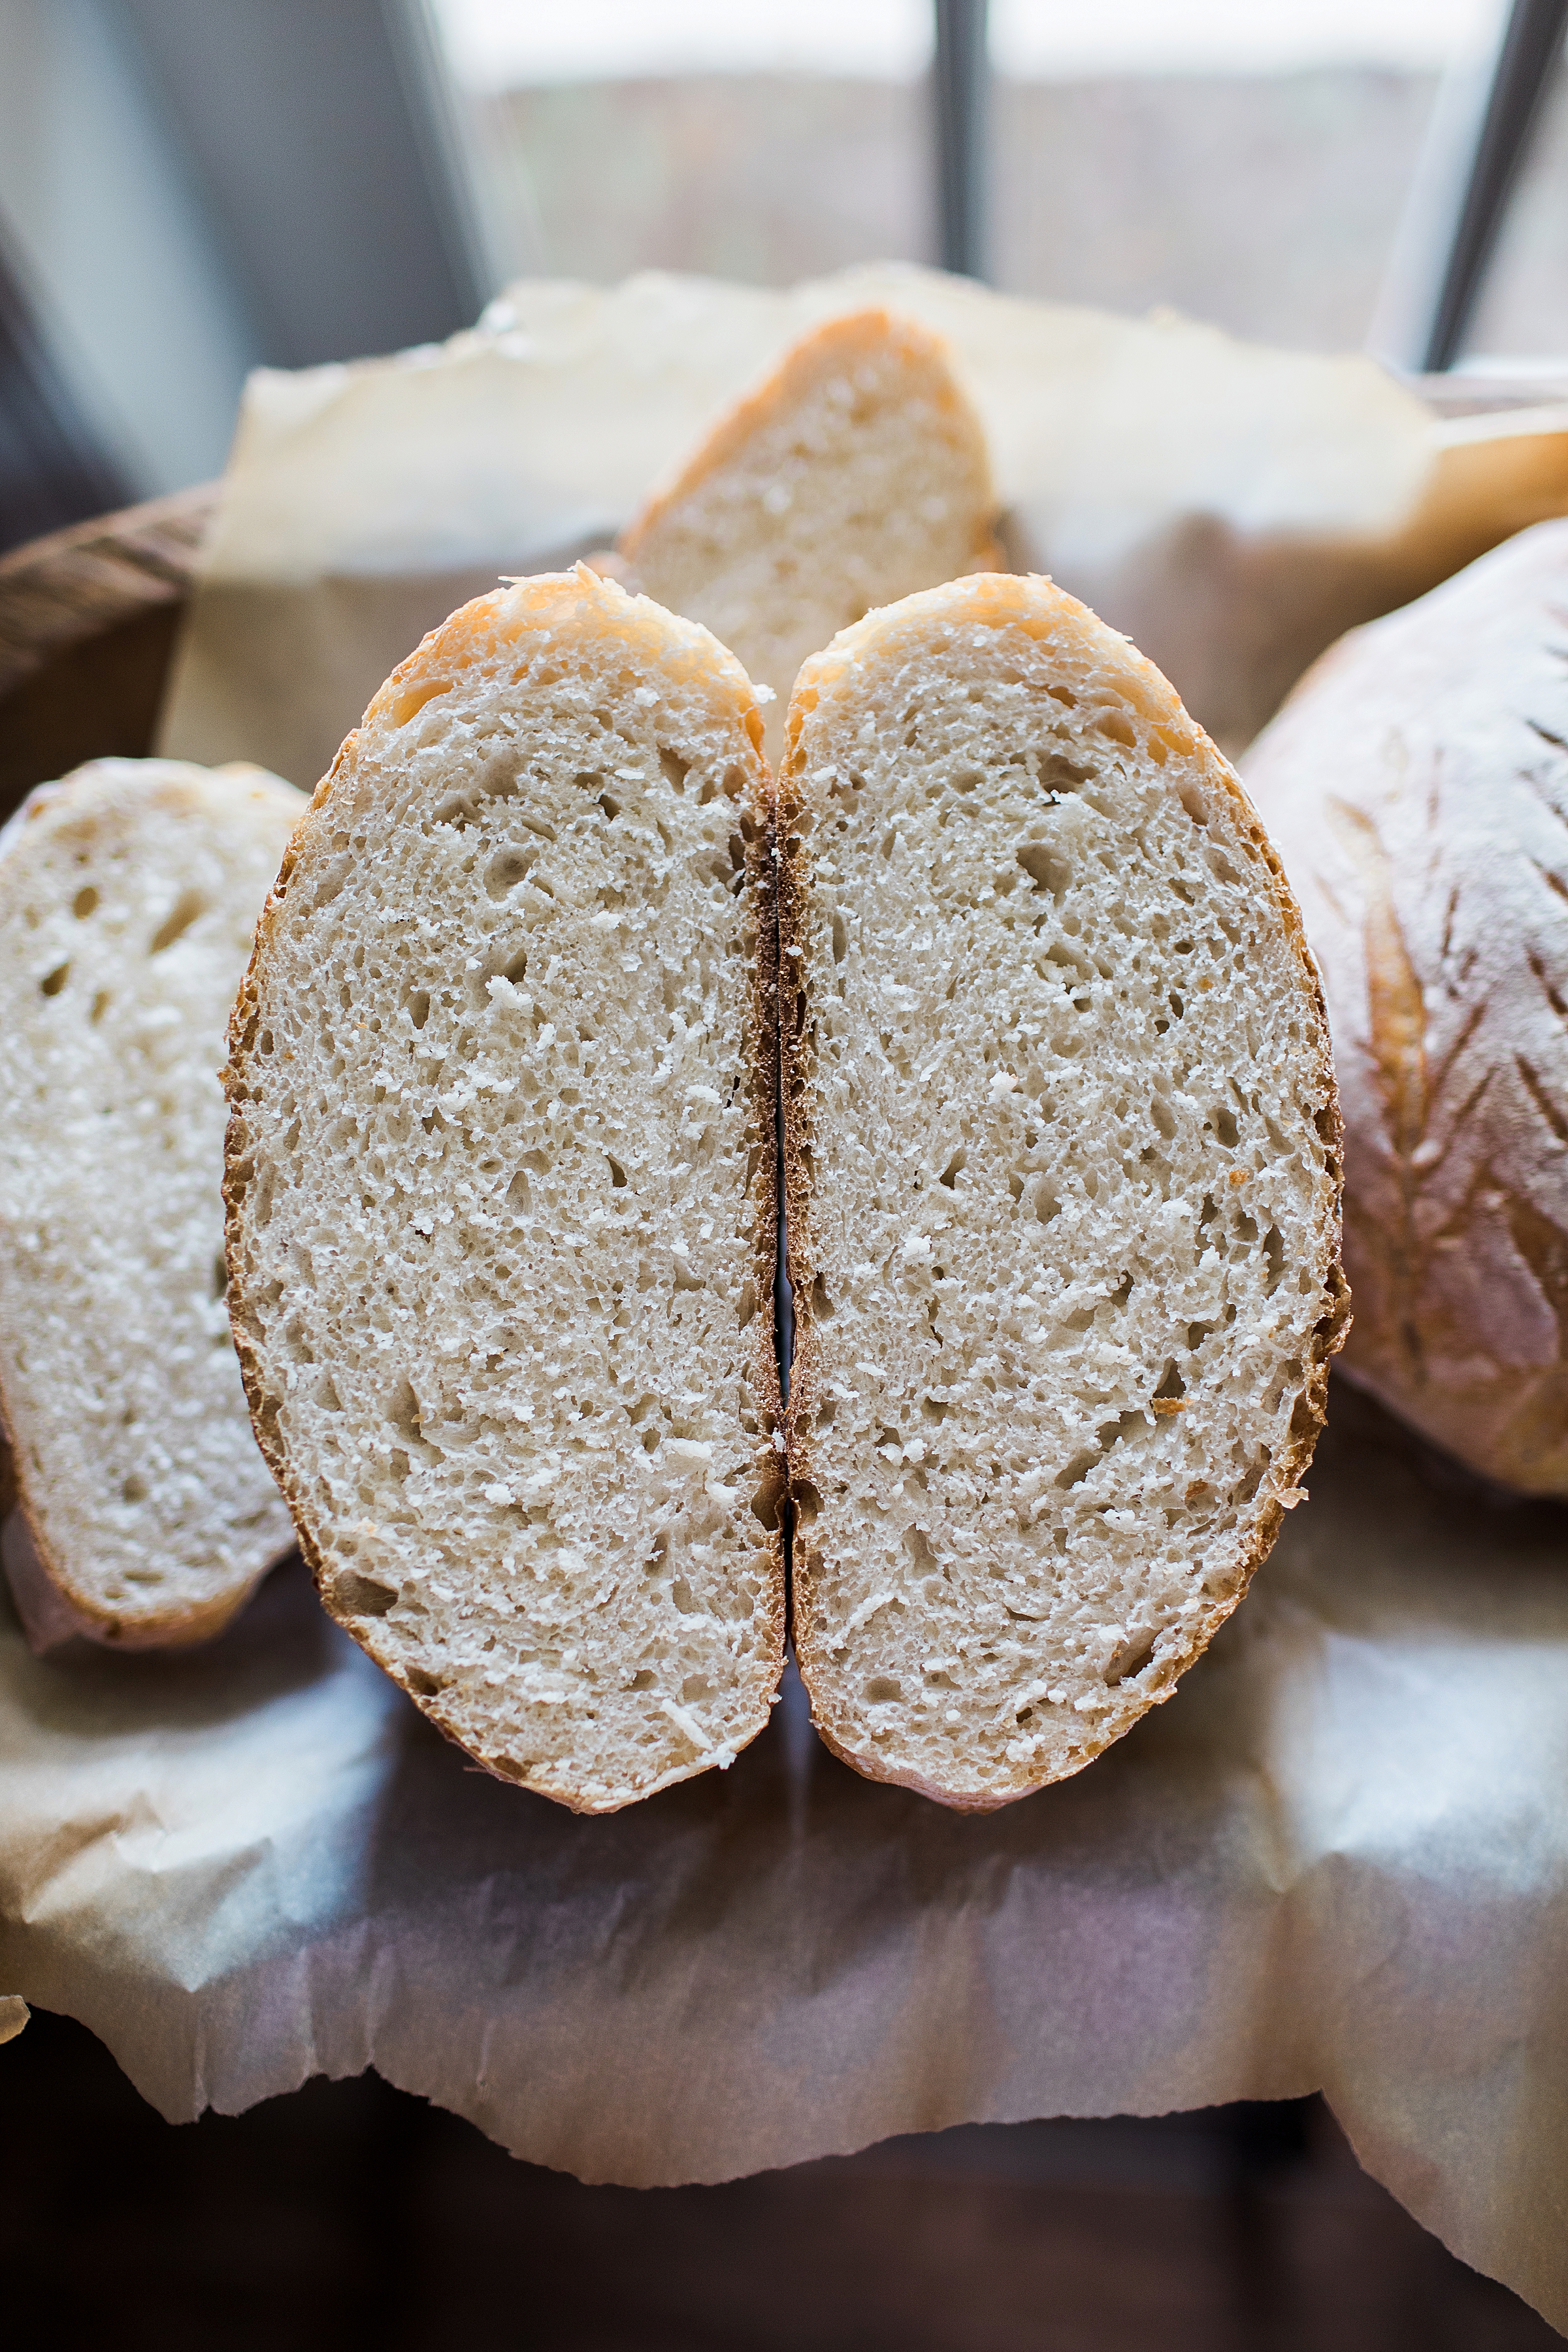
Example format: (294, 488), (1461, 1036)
(778, 573), (1348, 1808)
(617, 307), (999, 758)
(1245, 517), (1568, 1495)
(0, 757), (304, 1646)
(224, 566), (785, 1812)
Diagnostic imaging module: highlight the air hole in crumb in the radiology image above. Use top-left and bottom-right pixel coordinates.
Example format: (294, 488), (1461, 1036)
(832, 912), (847, 963)
(864, 1676), (902, 1703)
(809, 1273), (834, 1321)
(406, 988), (431, 1030)
(630, 1669), (655, 1691)
(210, 1252), (228, 1301)
(388, 1376), (423, 1447)
(1264, 1224), (1286, 1292)
(939, 1149), (966, 1188)
(324, 1571), (395, 1627)
(406, 1665), (443, 1696)
(598, 792), (621, 821)
(682, 1673), (715, 1703)
(506, 1169), (532, 1211)
(90, 990), (110, 1023)
(659, 747), (689, 793)
(1106, 1631), (1156, 1685)
(738, 1278), (757, 1328)
(1211, 1106), (1239, 1148)
(1017, 842), (1071, 896)
(73, 885), (98, 919)
(606, 1155), (627, 1188)
(485, 848), (533, 899)
(122, 1473), (147, 1504)
(150, 889), (204, 954)
(40, 963), (69, 996)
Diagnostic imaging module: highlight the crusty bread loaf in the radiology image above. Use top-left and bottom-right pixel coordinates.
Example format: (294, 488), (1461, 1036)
(1244, 518), (1568, 1494)
(617, 308), (999, 757)
(778, 574), (1348, 1808)
(0, 757), (304, 1645)
(224, 566), (785, 1811)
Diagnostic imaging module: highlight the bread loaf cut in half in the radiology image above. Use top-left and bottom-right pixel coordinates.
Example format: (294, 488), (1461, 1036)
(779, 574), (1348, 1808)
(1245, 518), (1568, 1494)
(617, 307), (998, 758)
(0, 757), (304, 1646)
(224, 566), (785, 1811)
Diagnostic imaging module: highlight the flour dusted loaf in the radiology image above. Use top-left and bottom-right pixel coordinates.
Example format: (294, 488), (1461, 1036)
(617, 307), (998, 757)
(1244, 519), (1568, 1494)
(225, 566), (785, 1810)
(779, 573), (1348, 1808)
(0, 758), (304, 1645)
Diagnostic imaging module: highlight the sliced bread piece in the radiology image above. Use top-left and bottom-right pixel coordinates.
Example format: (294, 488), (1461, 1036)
(779, 574), (1348, 1808)
(0, 757), (305, 1646)
(617, 307), (1000, 758)
(224, 566), (785, 1812)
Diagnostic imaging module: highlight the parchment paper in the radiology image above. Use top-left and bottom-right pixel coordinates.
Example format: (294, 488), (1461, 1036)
(11, 265), (1568, 2330)
(6, 1390), (1568, 2325)
(157, 262), (1568, 781)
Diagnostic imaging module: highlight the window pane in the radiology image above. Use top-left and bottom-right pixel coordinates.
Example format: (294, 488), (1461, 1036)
(1460, 57), (1568, 363)
(990, 0), (1499, 351)
(430, 0), (931, 287)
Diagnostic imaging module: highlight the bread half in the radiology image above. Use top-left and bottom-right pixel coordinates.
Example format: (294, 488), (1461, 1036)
(224, 566), (785, 1811)
(0, 757), (304, 1646)
(617, 307), (999, 757)
(779, 574), (1348, 1808)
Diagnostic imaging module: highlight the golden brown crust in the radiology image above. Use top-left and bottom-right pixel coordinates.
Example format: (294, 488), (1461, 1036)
(777, 571), (1347, 1808)
(223, 567), (786, 1810)
(1245, 521), (1568, 1494)
(619, 307), (997, 578)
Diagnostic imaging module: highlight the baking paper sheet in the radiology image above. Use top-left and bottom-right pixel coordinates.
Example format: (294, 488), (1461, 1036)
(157, 261), (1568, 783)
(10, 265), (1568, 2330)
(5, 1390), (1568, 2326)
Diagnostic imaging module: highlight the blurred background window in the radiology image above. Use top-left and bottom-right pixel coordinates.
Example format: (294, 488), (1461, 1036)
(1, 0), (1564, 556)
(429, 0), (934, 288)
(988, 0), (1500, 351)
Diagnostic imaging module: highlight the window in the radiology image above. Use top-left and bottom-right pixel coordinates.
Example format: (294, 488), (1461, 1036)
(430, 0), (933, 287)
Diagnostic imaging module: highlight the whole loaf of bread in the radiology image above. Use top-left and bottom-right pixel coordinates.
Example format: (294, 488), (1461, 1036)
(1245, 519), (1568, 1493)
